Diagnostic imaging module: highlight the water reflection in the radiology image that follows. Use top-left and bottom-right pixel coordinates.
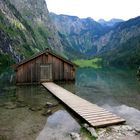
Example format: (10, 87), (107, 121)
(75, 68), (140, 110)
(0, 70), (16, 106)
(37, 110), (80, 140)
(60, 67), (140, 130)
(0, 82), (62, 140)
(1, 67), (140, 139)
(103, 104), (140, 130)
(16, 85), (58, 108)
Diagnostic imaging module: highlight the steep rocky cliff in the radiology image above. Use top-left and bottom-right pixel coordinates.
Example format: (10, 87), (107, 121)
(0, 0), (63, 68)
(9, 0), (63, 52)
(50, 13), (110, 55)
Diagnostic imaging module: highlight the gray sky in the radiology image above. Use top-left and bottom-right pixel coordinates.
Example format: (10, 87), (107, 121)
(46, 0), (140, 21)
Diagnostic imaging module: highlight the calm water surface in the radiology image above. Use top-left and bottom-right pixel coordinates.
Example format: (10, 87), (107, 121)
(60, 67), (140, 129)
(0, 70), (80, 140)
(0, 67), (140, 139)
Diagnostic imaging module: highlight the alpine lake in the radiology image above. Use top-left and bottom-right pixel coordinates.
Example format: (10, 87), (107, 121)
(0, 67), (140, 140)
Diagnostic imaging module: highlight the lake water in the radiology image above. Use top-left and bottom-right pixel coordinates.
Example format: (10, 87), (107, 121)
(0, 67), (140, 139)
(60, 67), (140, 130)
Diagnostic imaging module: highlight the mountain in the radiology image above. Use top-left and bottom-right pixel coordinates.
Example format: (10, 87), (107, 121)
(0, 0), (63, 68)
(1, 0), (140, 67)
(98, 18), (124, 27)
(96, 16), (140, 66)
(50, 13), (140, 66)
(9, 0), (63, 51)
(50, 13), (111, 56)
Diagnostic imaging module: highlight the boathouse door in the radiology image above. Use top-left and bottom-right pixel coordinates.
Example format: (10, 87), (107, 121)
(40, 64), (52, 82)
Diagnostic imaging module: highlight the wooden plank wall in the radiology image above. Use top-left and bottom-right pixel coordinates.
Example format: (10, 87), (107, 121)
(16, 53), (75, 84)
(16, 54), (47, 84)
(47, 54), (75, 81)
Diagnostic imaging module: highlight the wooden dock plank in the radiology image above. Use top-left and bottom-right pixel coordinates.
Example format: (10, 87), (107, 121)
(76, 110), (109, 114)
(90, 119), (125, 127)
(42, 82), (125, 127)
(73, 108), (106, 111)
(79, 112), (114, 116)
(82, 114), (117, 118)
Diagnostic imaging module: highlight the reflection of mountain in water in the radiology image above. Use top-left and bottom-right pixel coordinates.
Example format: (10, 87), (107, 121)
(75, 68), (140, 110)
(0, 70), (14, 96)
(37, 110), (80, 140)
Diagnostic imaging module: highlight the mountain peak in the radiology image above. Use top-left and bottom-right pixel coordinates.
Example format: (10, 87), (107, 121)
(98, 18), (124, 27)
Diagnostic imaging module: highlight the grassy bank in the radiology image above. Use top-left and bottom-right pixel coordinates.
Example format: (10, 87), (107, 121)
(73, 58), (102, 68)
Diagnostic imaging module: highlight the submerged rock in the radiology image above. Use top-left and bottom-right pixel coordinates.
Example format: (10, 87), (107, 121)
(70, 132), (81, 140)
(29, 106), (42, 111)
(82, 123), (89, 129)
(41, 109), (52, 116)
(135, 127), (140, 133)
(0, 103), (5, 107)
(44, 102), (58, 108)
(16, 99), (24, 103)
(87, 127), (98, 138)
(4, 102), (16, 109)
(83, 123), (98, 138)
(121, 125), (133, 131)
(16, 101), (26, 108)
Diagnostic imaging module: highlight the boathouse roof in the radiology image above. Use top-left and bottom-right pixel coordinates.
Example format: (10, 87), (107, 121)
(14, 48), (78, 69)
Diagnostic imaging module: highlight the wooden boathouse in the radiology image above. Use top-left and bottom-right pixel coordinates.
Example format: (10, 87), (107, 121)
(14, 49), (77, 85)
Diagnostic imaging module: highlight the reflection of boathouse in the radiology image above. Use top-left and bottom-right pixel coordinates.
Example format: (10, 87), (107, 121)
(14, 49), (77, 85)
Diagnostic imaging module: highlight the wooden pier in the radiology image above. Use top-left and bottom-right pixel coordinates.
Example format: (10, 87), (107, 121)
(42, 82), (125, 127)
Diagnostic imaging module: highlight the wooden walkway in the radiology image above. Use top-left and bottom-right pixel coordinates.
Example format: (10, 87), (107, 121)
(42, 82), (125, 127)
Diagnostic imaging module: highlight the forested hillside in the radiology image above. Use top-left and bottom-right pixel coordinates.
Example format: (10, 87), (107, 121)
(97, 16), (140, 66)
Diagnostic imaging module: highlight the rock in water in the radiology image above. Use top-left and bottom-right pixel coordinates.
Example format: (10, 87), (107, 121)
(83, 123), (98, 138)
(135, 127), (140, 133)
(44, 102), (58, 108)
(70, 132), (81, 140)
(41, 109), (52, 116)
(0, 103), (5, 107)
(121, 125), (133, 131)
(29, 106), (42, 111)
(97, 125), (139, 140)
(82, 123), (89, 129)
(136, 66), (140, 81)
(87, 127), (98, 138)
(4, 102), (17, 109)
(16, 100), (26, 108)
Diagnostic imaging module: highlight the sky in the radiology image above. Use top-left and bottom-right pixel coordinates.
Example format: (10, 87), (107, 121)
(46, 0), (140, 21)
